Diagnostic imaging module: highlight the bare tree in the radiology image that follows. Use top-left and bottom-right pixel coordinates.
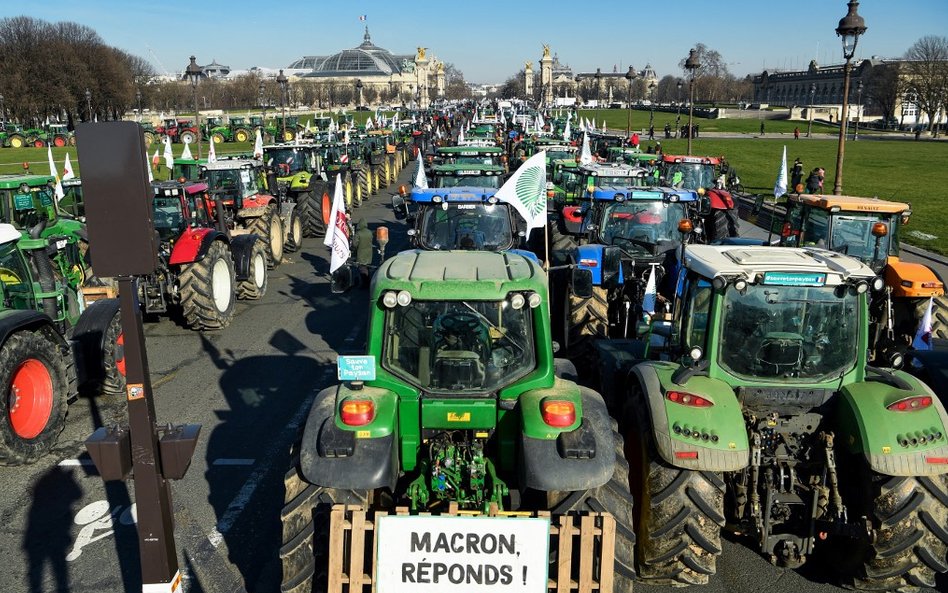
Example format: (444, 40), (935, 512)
(903, 35), (948, 132)
(678, 43), (733, 104)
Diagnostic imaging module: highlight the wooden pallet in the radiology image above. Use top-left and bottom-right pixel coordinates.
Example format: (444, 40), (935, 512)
(327, 503), (616, 593)
(81, 284), (118, 306)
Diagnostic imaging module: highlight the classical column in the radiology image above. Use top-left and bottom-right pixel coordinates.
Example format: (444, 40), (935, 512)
(415, 47), (430, 109)
(540, 45), (553, 107)
(524, 62), (534, 98)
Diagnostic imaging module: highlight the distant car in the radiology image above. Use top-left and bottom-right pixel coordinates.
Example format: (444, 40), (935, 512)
(355, 106), (370, 112)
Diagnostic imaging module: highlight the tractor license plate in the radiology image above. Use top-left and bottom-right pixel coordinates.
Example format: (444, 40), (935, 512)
(375, 515), (550, 593)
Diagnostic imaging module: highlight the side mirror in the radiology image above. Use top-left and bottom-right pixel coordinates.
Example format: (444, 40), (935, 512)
(752, 194), (765, 215)
(391, 194), (408, 220)
(570, 267), (594, 298)
(602, 246), (621, 283)
(331, 264), (358, 294)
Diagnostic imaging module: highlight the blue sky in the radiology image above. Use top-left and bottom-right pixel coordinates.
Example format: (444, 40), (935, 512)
(7, 0), (947, 83)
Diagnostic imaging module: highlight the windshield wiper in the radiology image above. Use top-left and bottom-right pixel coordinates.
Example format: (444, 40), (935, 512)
(460, 302), (525, 354)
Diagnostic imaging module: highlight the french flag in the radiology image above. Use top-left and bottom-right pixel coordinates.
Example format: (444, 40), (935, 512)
(359, 15), (366, 21)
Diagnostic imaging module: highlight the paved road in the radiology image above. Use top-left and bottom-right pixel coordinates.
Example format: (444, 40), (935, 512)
(0, 162), (944, 593)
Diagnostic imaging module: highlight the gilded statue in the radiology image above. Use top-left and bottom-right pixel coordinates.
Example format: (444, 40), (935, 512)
(416, 47), (427, 61)
(542, 44), (551, 58)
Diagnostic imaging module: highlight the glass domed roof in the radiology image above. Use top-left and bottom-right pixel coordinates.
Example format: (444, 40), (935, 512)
(294, 28), (412, 77)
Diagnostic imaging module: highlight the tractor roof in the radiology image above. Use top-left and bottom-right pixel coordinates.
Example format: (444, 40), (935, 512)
(786, 193), (910, 214)
(683, 245), (876, 285)
(592, 187), (699, 202)
(0, 174), (55, 188)
(202, 158), (263, 170)
(579, 163), (647, 177)
(173, 158), (207, 166)
(432, 163), (505, 175)
(410, 188), (499, 203)
(152, 180), (208, 195)
(373, 250), (545, 301)
(661, 154), (721, 165)
(436, 145), (503, 154)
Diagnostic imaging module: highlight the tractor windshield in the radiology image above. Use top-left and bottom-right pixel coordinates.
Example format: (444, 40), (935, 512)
(152, 196), (186, 241)
(418, 203), (514, 251)
(829, 213), (898, 263)
(383, 298), (535, 393)
(590, 175), (647, 188)
(435, 175), (501, 189)
(600, 201), (687, 254)
(452, 155), (501, 167)
(204, 169), (257, 201)
(547, 149), (576, 161)
(265, 149), (305, 175)
(718, 284), (859, 381)
(666, 163), (715, 190)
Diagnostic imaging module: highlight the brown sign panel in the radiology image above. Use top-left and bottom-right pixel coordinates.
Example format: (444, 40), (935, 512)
(76, 122), (159, 276)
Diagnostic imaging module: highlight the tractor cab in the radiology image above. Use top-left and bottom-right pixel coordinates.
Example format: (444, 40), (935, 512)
(151, 181), (215, 242)
(583, 188), (699, 258)
(172, 157), (208, 182)
(434, 146), (506, 169)
(549, 159), (583, 206)
(576, 163), (649, 200)
(394, 188), (522, 252)
(200, 159), (272, 209)
(59, 178), (84, 219)
(660, 154), (719, 193)
(0, 175), (59, 231)
(263, 145), (315, 177)
(430, 163), (505, 190)
(589, 133), (624, 159)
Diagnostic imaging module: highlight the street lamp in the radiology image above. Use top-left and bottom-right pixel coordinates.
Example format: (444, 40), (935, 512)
(832, 0), (867, 195)
(853, 80), (864, 140)
(594, 68), (602, 107)
(185, 56), (203, 159)
(85, 88), (92, 121)
(0, 94), (4, 122)
(648, 81), (657, 130)
(684, 48), (700, 155)
(676, 80), (683, 136)
(806, 82), (816, 137)
(276, 69), (288, 141)
(136, 89), (142, 123)
(624, 66), (635, 138)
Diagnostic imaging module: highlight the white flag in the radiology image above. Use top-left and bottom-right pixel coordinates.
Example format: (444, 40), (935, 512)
(253, 128), (264, 159)
(414, 156), (428, 189)
(323, 174), (351, 273)
(642, 265), (658, 315)
(163, 135), (174, 171)
(563, 119), (571, 142)
(152, 148), (160, 169)
(145, 148), (153, 182)
(494, 150), (547, 230)
(774, 145), (788, 198)
(62, 153), (75, 181)
(47, 146), (64, 200)
(181, 141), (193, 160)
(579, 132), (593, 165)
(207, 136), (217, 163)
(366, 117), (373, 130)
(913, 297), (934, 350)
(458, 127), (465, 143)
(592, 117), (597, 132)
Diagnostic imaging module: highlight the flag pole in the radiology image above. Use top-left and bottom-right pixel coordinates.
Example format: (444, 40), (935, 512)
(543, 219), (550, 272)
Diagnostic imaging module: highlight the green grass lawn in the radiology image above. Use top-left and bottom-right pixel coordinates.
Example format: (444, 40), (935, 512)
(576, 108), (840, 135)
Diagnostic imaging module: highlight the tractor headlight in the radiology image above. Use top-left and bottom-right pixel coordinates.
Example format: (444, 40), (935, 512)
(734, 279), (748, 292)
(382, 291), (398, 308)
(432, 195), (443, 203)
(396, 290), (412, 307)
(528, 292), (542, 308)
(510, 293), (525, 310)
(689, 346), (704, 362)
(871, 277), (885, 292)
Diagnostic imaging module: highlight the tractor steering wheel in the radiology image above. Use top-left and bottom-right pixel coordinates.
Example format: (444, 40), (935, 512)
(438, 312), (481, 334)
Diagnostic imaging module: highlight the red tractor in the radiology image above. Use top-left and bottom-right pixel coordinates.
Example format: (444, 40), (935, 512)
(659, 154), (740, 240)
(200, 158), (302, 268)
(143, 180), (269, 330)
(154, 118), (200, 144)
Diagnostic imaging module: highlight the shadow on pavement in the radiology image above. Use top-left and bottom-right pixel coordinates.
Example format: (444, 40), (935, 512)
(23, 466), (81, 593)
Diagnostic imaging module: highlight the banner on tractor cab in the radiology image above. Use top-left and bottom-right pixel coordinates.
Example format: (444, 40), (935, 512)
(374, 515), (549, 593)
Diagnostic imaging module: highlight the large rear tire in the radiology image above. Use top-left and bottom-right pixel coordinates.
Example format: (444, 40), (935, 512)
(280, 461), (369, 593)
(236, 239), (269, 300)
(100, 309), (127, 399)
(549, 428), (636, 593)
(179, 240), (236, 330)
(285, 211), (303, 252)
(927, 295), (948, 340)
(234, 128), (251, 143)
(299, 183), (329, 238)
(357, 169), (369, 200)
(247, 205), (284, 269)
(180, 130), (196, 145)
(8, 134), (25, 149)
(567, 286), (609, 352)
(373, 167), (383, 194)
(343, 172), (355, 210)
(846, 472), (948, 591)
(0, 331), (69, 466)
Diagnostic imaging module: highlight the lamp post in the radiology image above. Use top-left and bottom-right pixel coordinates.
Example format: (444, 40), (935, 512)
(648, 81), (657, 129)
(0, 94), (4, 123)
(594, 68), (602, 107)
(185, 56), (203, 159)
(676, 80), (683, 136)
(85, 88), (92, 121)
(806, 82), (816, 137)
(136, 89), (142, 123)
(624, 66), (635, 138)
(276, 69), (288, 141)
(684, 48), (700, 155)
(832, 0), (867, 195)
(853, 80), (864, 140)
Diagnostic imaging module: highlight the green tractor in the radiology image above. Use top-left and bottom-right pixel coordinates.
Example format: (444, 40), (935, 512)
(1, 123), (29, 149)
(226, 117), (254, 143)
(316, 141), (368, 208)
(601, 244), (948, 588)
(282, 249), (636, 592)
(262, 143), (334, 238)
(0, 221), (124, 465)
(43, 123), (74, 148)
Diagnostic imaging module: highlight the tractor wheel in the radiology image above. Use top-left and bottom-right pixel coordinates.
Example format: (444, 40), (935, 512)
(299, 183), (329, 238)
(626, 388), (725, 585)
(280, 461), (370, 593)
(373, 167), (383, 194)
(100, 308), (127, 399)
(357, 169), (370, 202)
(285, 211), (303, 252)
(143, 131), (156, 147)
(924, 295), (948, 340)
(0, 331), (69, 466)
(567, 286), (609, 352)
(353, 178), (363, 208)
(211, 132), (225, 144)
(180, 130), (196, 145)
(53, 135), (67, 148)
(383, 158), (392, 185)
(247, 205), (285, 269)
(179, 240), (236, 330)
(8, 134), (25, 149)
(708, 208), (740, 241)
(845, 471), (948, 591)
(343, 172), (355, 210)
(234, 128), (251, 143)
(549, 426), (636, 593)
(32, 138), (45, 148)
(282, 130), (296, 142)
(236, 239), (268, 300)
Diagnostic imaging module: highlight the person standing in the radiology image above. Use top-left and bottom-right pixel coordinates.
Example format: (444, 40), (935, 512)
(648, 125), (655, 140)
(760, 121), (766, 136)
(351, 218), (375, 287)
(794, 126), (800, 140)
(790, 158), (804, 191)
(631, 132), (640, 148)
